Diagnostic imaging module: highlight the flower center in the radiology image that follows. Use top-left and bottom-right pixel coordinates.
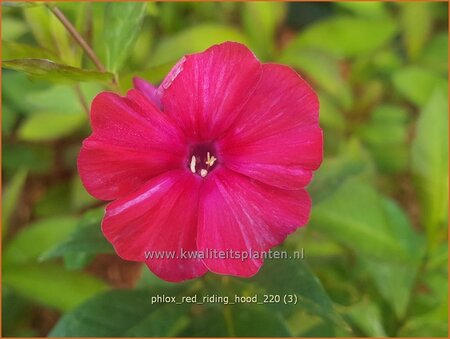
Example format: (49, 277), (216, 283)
(188, 143), (218, 177)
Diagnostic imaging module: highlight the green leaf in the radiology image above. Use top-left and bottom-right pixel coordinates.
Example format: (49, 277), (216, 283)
(23, 5), (54, 50)
(398, 260), (448, 337)
(3, 59), (114, 83)
(427, 243), (448, 272)
(248, 259), (346, 329)
(279, 49), (353, 110)
(310, 178), (423, 263)
(343, 299), (386, 337)
(40, 208), (113, 263)
(3, 263), (108, 311)
(357, 105), (409, 173)
(2, 169), (27, 236)
(335, 2), (387, 18)
(1, 41), (55, 60)
(2, 71), (49, 114)
(18, 111), (85, 142)
(102, 2), (147, 73)
(49, 6), (81, 66)
(372, 49), (403, 74)
(242, 2), (286, 60)
(362, 199), (424, 318)
(400, 2), (433, 60)
(146, 2), (158, 16)
(312, 175), (425, 318)
(62, 252), (95, 271)
(25, 83), (101, 114)
(393, 66), (448, 107)
(181, 304), (291, 337)
(411, 88), (449, 244)
(283, 16), (397, 58)
(50, 259), (344, 336)
(309, 140), (374, 204)
(129, 22), (155, 66)
(23, 5), (78, 66)
(421, 33), (448, 73)
(3, 216), (78, 265)
(49, 287), (190, 336)
(149, 24), (249, 67)
(1, 17), (28, 41)
(401, 246), (448, 336)
(399, 310), (448, 337)
(295, 318), (341, 337)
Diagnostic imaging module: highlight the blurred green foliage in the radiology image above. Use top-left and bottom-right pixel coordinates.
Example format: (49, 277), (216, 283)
(2, 1), (448, 337)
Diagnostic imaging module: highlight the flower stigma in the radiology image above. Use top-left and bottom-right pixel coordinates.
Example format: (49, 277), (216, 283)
(190, 155), (196, 173)
(188, 143), (218, 177)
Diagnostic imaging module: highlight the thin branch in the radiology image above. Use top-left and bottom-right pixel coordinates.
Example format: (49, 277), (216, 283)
(74, 84), (89, 117)
(46, 4), (106, 73)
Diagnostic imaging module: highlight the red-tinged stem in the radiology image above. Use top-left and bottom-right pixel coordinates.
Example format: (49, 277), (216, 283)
(46, 4), (106, 73)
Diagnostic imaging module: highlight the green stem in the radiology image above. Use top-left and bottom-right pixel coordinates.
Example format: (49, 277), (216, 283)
(221, 276), (236, 337)
(73, 84), (89, 116)
(223, 306), (236, 337)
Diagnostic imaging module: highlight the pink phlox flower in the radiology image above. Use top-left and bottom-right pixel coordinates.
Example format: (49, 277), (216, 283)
(78, 42), (323, 282)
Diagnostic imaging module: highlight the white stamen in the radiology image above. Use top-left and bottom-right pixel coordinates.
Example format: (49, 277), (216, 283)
(200, 169), (208, 177)
(206, 152), (217, 167)
(190, 156), (196, 173)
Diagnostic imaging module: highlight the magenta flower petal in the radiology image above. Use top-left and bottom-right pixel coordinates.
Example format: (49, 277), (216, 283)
(198, 167), (311, 277)
(132, 76), (162, 109)
(78, 90), (185, 200)
(78, 138), (182, 200)
(102, 170), (207, 282)
(160, 42), (262, 140)
(219, 64), (322, 190)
